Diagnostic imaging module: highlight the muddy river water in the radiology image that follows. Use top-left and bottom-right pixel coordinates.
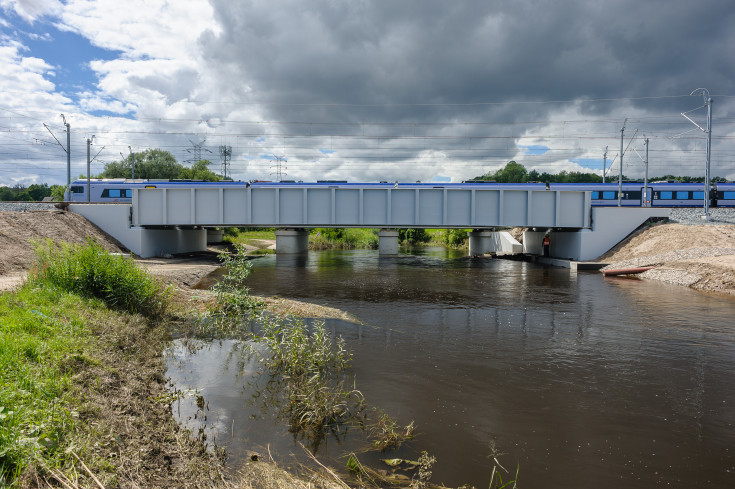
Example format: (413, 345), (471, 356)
(167, 248), (735, 488)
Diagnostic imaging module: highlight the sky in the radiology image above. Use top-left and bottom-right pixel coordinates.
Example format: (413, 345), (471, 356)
(1, 0), (735, 187)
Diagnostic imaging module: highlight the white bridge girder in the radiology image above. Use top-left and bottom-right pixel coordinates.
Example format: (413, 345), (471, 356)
(131, 186), (591, 229)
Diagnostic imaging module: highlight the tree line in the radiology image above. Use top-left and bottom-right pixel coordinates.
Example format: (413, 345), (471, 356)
(3, 153), (730, 202)
(468, 161), (730, 184)
(1, 149), (222, 201)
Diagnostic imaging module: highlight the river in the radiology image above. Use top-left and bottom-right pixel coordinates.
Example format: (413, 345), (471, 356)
(167, 248), (735, 488)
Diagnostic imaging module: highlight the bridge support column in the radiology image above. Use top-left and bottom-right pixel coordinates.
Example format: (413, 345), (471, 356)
(378, 229), (400, 255)
(275, 228), (309, 254)
(523, 231), (545, 255)
(468, 230), (494, 256)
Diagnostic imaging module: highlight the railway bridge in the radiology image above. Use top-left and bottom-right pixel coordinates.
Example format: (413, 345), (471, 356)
(68, 183), (669, 259)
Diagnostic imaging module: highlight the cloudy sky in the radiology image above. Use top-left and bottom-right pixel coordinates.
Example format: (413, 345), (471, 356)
(2, 0), (735, 187)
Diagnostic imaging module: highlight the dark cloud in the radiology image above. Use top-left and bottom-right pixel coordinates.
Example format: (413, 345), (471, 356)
(201, 0), (735, 111)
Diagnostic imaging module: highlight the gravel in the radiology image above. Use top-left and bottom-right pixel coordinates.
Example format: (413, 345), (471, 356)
(668, 207), (735, 225)
(0, 202), (60, 212)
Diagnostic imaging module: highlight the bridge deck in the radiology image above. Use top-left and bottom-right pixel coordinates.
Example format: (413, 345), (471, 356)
(132, 185), (591, 229)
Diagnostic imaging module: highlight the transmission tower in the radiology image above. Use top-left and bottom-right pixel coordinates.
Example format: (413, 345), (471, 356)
(219, 145), (232, 180)
(186, 138), (211, 164)
(270, 154), (287, 181)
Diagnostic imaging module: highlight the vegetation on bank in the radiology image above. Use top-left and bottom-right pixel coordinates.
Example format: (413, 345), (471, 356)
(0, 240), (222, 488)
(223, 227), (471, 250)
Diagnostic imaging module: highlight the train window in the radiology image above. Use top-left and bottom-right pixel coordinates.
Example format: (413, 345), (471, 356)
(724, 192), (735, 199)
(659, 191), (673, 200)
(591, 191), (600, 199)
(602, 191), (616, 200)
(100, 188), (132, 198)
(692, 191), (705, 200)
(676, 191), (689, 199)
(624, 191), (642, 200)
(70, 186), (84, 193)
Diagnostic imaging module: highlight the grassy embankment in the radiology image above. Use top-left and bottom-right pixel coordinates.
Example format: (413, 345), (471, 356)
(0, 239), (223, 488)
(224, 228), (470, 251)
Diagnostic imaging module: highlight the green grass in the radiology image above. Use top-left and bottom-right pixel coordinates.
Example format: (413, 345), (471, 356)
(0, 239), (173, 485)
(0, 284), (108, 484)
(223, 227), (277, 246)
(30, 238), (169, 318)
(309, 228), (379, 250)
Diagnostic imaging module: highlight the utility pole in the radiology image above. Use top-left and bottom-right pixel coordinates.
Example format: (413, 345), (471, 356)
(619, 119), (626, 207)
(64, 115), (70, 188)
(86, 135), (95, 202)
(643, 137), (649, 207)
(219, 145), (232, 180)
(603, 146), (608, 183)
(681, 88), (714, 220)
(129, 146), (135, 179)
(705, 92), (713, 220)
(43, 114), (71, 194)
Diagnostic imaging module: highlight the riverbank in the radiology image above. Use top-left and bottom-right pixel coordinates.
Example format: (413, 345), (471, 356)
(0, 216), (354, 488)
(598, 222), (735, 295)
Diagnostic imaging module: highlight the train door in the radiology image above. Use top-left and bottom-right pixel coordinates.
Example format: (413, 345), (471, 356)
(641, 186), (652, 207)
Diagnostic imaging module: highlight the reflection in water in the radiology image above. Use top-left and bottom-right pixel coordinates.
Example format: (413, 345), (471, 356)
(167, 249), (735, 488)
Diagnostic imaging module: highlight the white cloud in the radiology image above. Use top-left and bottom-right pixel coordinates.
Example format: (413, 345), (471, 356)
(0, 0), (62, 23)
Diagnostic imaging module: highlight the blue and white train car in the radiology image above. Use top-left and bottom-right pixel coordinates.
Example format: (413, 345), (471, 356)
(549, 182), (646, 207)
(649, 183), (714, 207)
(715, 183), (735, 207)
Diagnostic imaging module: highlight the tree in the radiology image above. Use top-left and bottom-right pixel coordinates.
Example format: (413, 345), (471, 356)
(50, 185), (66, 201)
(180, 160), (222, 181)
(475, 161), (529, 183)
(98, 151), (224, 181)
(27, 183), (51, 201)
(0, 187), (14, 201)
(99, 149), (183, 179)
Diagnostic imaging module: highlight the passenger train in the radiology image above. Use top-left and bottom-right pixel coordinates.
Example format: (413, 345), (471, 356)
(65, 178), (735, 208)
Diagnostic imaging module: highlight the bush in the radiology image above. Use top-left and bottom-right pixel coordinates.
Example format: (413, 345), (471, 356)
(399, 228), (430, 245)
(444, 229), (469, 247)
(30, 238), (168, 318)
(211, 243), (264, 317)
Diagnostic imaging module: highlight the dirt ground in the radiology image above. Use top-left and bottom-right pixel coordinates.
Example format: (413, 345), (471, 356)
(598, 223), (735, 295)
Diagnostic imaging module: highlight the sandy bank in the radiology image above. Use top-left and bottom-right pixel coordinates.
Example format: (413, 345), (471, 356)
(599, 223), (735, 295)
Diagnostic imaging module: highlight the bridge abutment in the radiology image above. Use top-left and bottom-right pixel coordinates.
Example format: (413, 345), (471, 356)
(469, 230), (524, 256)
(275, 228), (309, 254)
(522, 231), (545, 255)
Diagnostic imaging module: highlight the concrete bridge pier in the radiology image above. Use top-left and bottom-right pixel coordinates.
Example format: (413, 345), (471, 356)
(275, 228), (309, 254)
(468, 230), (494, 255)
(378, 229), (400, 255)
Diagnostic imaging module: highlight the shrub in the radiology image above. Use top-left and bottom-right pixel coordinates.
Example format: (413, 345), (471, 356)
(30, 238), (168, 318)
(399, 228), (430, 245)
(211, 243), (264, 317)
(444, 229), (469, 247)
